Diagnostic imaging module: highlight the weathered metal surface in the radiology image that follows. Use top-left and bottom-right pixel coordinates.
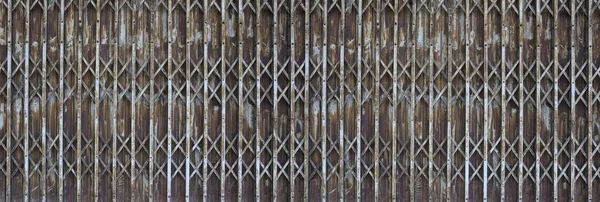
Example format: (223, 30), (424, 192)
(0, 0), (599, 201)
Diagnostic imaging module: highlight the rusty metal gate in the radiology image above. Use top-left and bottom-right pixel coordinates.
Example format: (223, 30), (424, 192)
(0, 0), (599, 201)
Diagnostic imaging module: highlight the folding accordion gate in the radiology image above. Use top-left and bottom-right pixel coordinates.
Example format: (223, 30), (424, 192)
(0, 0), (600, 201)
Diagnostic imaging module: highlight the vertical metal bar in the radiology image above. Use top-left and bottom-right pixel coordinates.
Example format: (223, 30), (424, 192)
(320, 0), (327, 199)
(4, 0), (12, 199)
(535, 0), (542, 199)
(166, 0), (172, 198)
(289, 0), (296, 199)
(220, 0), (226, 200)
(428, 0), (435, 198)
(149, 0), (156, 200)
(552, 0), (559, 200)
(570, 0), (575, 198)
(185, 0), (192, 199)
(465, 0), (471, 198)
(357, 0), (364, 200)
(255, 0), (262, 199)
(501, 0), (507, 199)
(24, 0), (31, 199)
(202, 0), (209, 200)
(273, 0), (280, 199)
(130, 0), (138, 200)
(75, 0), (82, 198)
(518, 0), (524, 198)
(219, 0), (226, 199)
(303, 0), (309, 200)
(409, 0), (416, 199)
(392, 0), (399, 199)
(588, 0), (594, 200)
(339, 0), (346, 200)
(59, 0), (66, 199)
(447, 0), (455, 200)
(111, 0), (119, 199)
(237, 0), (244, 199)
(129, 1), (138, 201)
(374, 0), (381, 199)
(392, 0), (399, 200)
(484, 0), (490, 198)
(42, 0), (49, 199)
(93, 0), (101, 198)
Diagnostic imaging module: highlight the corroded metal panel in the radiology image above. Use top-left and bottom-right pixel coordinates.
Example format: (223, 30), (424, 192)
(0, 0), (599, 201)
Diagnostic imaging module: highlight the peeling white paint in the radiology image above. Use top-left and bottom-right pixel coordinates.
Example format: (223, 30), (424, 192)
(31, 99), (39, 113)
(101, 29), (109, 44)
(227, 18), (235, 37)
(138, 33), (144, 49)
(328, 102), (337, 114)
(206, 25), (213, 43)
(311, 100), (320, 116)
(524, 19), (534, 40)
(545, 20), (552, 40)
(246, 22), (254, 37)
(435, 34), (442, 52)
(194, 31), (202, 42)
(493, 34), (500, 45)
(244, 103), (254, 128)
(0, 27), (5, 45)
(14, 98), (22, 113)
(417, 26), (424, 46)
(542, 106), (551, 131)
(120, 23), (127, 43)
(0, 104), (4, 130)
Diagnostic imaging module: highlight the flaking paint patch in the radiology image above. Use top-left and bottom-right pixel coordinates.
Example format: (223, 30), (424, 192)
(244, 103), (254, 128)
(101, 28), (109, 44)
(206, 25), (213, 43)
(227, 17), (235, 37)
(417, 26), (424, 46)
(469, 30), (476, 46)
(90, 103), (96, 117)
(492, 34), (500, 45)
(524, 19), (534, 40)
(435, 33), (442, 52)
(31, 98), (40, 113)
(399, 29), (406, 47)
(194, 31), (202, 42)
(50, 36), (58, 52)
(0, 104), (4, 130)
(138, 33), (144, 49)
(15, 32), (23, 55)
(48, 94), (56, 104)
(14, 98), (22, 113)
(545, 19), (552, 40)
(311, 100), (320, 116)
(170, 28), (177, 42)
(246, 21), (254, 37)
(345, 95), (354, 105)
(312, 46), (320, 58)
(348, 43), (356, 54)
(542, 105), (551, 131)
(328, 102), (337, 114)
(0, 27), (5, 45)
(120, 23), (127, 44)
